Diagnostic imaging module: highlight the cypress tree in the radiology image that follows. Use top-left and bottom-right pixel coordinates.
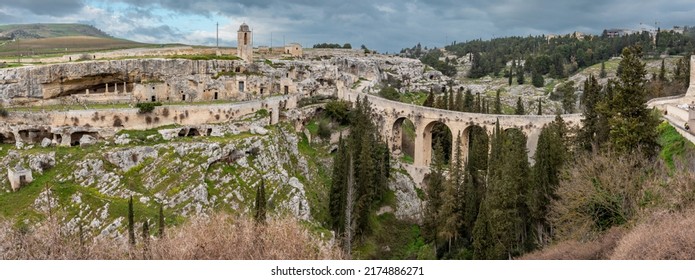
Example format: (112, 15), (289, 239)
(600, 61), (607, 78)
(158, 203), (165, 238)
(528, 117), (566, 247)
(476, 92), (482, 113)
(448, 87), (455, 110)
(330, 137), (348, 233)
(517, 64), (525, 85)
(494, 90), (502, 114)
(537, 99), (542, 115)
(142, 220), (150, 259)
(463, 89), (474, 112)
(659, 59), (666, 81)
(455, 90), (464, 111)
(255, 179), (267, 225)
(508, 70), (513, 86)
(441, 133), (464, 253)
(515, 97), (525, 115)
(424, 88), (436, 107)
(578, 75), (603, 152)
(424, 140), (446, 255)
(128, 196), (135, 246)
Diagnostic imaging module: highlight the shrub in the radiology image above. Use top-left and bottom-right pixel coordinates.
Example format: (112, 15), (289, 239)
(136, 102), (162, 114)
(324, 100), (351, 124)
(378, 86), (400, 101)
(610, 211), (695, 259)
(549, 151), (657, 241)
(317, 120), (332, 140)
(0, 106), (8, 118)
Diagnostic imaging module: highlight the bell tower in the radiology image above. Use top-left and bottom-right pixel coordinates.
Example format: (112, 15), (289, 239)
(237, 23), (253, 62)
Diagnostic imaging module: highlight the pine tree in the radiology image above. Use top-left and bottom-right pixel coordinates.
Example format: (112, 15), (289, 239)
(608, 46), (660, 156)
(128, 196), (135, 246)
(515, 97), (525, 115)
(600, 61), (607, 78)
(494, 90), (502, 114)
(255, 179), (267, 225)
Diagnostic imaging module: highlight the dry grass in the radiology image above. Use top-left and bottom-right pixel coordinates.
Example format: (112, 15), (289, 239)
(519, 227), (626, 260)
(0, 213), (342, 260)
(0, 36), (148, 57)
(610, 211), (695, 260)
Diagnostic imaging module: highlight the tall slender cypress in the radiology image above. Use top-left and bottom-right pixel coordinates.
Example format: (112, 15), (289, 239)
(128, 196), (135, 246)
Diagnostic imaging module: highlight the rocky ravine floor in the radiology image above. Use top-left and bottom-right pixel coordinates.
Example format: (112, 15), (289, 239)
(0, 113), (422, 241)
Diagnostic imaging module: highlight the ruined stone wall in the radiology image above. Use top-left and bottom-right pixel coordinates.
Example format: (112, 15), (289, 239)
(687, 56), (695, 96)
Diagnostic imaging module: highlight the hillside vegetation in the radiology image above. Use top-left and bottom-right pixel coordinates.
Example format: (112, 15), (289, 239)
(0, 23), (111, 39)
(0, 23), (152, 58)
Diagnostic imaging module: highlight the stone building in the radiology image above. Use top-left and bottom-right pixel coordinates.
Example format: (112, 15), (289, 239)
(284, 43), (303, 57)
(7, 164), (33, 192)
(237, 23), (253, 62)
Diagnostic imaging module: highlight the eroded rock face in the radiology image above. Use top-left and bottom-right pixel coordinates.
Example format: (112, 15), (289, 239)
(389, 172), (423, 223)
(79, 134), (97, 147)
(105, 146), (158, 172)
(0, 53), (446, 106)
(28, 152), (55, 174)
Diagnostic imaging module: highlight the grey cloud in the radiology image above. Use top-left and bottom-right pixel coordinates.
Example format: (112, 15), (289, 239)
(0, 0), (84, 16)
(1, 0), (695, 52)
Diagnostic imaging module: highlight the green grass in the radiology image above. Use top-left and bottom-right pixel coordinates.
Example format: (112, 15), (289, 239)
(399, 91), (429, 106)
(306, 121), (319, 136)
(401, 154), (414, 164)
(658, 121), (695, 170)
(353, 212), (432, 260)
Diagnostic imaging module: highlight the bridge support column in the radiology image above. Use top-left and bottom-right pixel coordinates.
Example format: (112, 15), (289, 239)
(414, 125), (429, 167)
(114, 83), (118, 94)
(105, 83), (109, 93)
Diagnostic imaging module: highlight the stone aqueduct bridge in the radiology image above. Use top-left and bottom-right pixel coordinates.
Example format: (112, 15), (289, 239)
(337, 87), (583, 167)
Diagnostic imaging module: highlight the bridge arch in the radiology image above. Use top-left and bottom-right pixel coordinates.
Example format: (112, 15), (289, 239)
(416, 120), (453, 167)
(459, 125), (489, 171)
(391, 117), (416, 162)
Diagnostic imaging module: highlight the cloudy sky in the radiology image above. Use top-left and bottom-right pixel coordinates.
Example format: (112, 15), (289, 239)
(0, 0), (694, 52)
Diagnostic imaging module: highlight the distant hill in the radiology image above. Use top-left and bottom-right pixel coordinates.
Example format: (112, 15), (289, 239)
(0, 23), (158, 58)
(0, 23), (111, 40)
